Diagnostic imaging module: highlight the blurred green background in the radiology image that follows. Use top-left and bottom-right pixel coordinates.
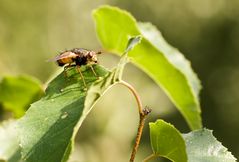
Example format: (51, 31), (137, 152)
(0, 0), (239, 161)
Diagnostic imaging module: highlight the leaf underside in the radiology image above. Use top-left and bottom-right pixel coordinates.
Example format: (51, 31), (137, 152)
(93, 5), (202, 130)
(149, 121), (237, 162)
(183, 129), (237, 162)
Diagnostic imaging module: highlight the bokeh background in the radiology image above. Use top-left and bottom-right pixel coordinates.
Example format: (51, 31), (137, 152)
(0, 0), (239, 161)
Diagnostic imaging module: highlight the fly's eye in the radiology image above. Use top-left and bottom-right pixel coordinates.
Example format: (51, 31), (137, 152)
(88, 52), (92, 57)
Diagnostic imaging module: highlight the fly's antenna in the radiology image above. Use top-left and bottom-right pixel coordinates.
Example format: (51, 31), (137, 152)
(96, 51), (102, 54)
(95, 49), (109, 55)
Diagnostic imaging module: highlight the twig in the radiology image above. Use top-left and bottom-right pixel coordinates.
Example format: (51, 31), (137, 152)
(119, 81), (152, 162)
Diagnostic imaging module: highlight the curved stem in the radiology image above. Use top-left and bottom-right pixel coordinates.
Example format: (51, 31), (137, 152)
(119, 80), (151, 162)
(119, 80), (143, 115)
(143, 154), (157, 162)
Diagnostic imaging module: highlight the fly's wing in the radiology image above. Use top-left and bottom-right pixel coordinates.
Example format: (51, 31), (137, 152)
(47, 52), (77, 62)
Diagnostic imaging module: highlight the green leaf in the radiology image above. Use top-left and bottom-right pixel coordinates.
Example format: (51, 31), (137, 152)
(93, 6), (140, 53)
(183, 129), (237, 162)
(17, 37), (141, 162)
(17, 66), (111, 162)
(0, 120), (21, 162)
(0, 75), (43, 118)
(93, 5), (202, 130)
(149, 119), (187, 162)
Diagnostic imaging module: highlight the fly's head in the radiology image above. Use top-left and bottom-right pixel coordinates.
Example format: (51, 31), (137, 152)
(87, 51), (98, 64)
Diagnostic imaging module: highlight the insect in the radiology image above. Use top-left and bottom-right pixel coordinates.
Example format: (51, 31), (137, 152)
(51, 48), (101, 88)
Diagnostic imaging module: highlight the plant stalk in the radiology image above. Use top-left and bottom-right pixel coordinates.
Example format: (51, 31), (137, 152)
(119, 81), (151, 162)
(119, 81), (143, 115)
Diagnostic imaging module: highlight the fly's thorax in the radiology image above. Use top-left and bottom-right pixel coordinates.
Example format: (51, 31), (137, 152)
(75, 55), (87, 66)
(71, 48), (88, 56)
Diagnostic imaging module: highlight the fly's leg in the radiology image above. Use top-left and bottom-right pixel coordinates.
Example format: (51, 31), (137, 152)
(61, 64), (73, 92)
(89, 64), (98, 78)
(63, 63), (73, 79)
(76, 65), (87, 90)
(63, 66), (68, 78)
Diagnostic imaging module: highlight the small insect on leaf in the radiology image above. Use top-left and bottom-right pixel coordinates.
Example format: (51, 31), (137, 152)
(50, 48), (102, 89)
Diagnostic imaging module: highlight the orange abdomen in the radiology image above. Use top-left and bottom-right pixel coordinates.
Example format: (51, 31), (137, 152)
(57, 57), (74, 66)
(58, 58), (73, 64)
